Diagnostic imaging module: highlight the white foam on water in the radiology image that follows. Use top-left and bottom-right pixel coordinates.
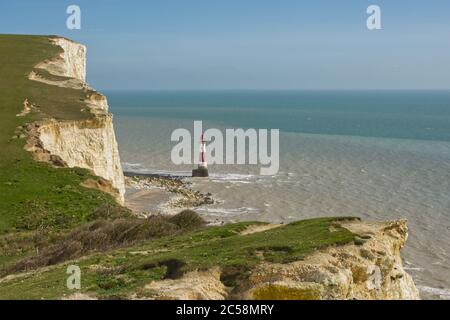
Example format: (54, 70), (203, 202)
(196, 207), (261, 217)
(122, 162), (191, 177)
(418, 286), (450, 300)
(404, 267), (424, 272)
(208, 173), (257, 184)
(122, 162), (145, 171)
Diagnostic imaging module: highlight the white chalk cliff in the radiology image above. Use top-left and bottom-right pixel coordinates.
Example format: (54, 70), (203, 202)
(237, 219), (420, 300)
(25, 37), (125, 204)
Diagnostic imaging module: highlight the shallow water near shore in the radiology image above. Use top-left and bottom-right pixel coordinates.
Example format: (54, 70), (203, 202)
(108, 90), (450, 299)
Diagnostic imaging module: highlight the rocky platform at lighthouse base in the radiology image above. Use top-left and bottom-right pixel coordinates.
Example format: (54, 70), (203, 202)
(192, 167), (209, 177)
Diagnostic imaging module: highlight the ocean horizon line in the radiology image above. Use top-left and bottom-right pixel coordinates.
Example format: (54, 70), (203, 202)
(101, 88), (450, 93)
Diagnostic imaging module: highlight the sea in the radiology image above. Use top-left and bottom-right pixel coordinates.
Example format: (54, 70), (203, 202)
(106, 90), (450, 299)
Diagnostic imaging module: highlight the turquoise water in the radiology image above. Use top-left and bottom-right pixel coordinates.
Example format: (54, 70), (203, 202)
(107, 90), (450, 299)
(107, 90), (450, 141)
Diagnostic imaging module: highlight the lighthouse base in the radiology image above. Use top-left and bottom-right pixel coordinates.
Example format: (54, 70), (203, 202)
(192, 167), (209, 177)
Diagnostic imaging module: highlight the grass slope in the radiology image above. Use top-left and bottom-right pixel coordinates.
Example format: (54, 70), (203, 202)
(0, 35), (128, 270)
(0, 34), (124, 235)
(0, 217), (356, 299)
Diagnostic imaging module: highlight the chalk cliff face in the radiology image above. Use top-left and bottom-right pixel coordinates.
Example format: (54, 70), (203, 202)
(35, 37), (87, 82)
(37, 115), (125, 203)
(237, 219), (419, 300)
(26, 37), (125, 203)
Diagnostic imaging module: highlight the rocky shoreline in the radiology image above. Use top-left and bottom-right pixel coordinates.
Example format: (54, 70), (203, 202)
(124, 173), (214, 217)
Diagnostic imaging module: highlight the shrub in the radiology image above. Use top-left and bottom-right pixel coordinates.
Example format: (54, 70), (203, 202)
(169, 209), (206, 230)
(6, 210), (205, 274)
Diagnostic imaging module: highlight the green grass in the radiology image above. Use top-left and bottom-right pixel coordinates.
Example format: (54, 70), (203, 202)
(0, 217), (356, 299)
(0, 34), (125, 234)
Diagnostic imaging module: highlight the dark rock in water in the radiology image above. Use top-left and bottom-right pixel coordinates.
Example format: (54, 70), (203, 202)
(204, 196), (214, 205)
(192, 167), (209, 177)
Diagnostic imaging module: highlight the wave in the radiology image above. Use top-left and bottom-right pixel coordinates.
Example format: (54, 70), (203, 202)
(122, 162), (191, 177)
(208, 173), (258, 184)
(196, 207), (261, 217)
(418, 286), (450, 299)
(122, 162), (272, 184)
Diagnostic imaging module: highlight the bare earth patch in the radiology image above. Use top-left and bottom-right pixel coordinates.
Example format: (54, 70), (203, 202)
(62, 293), (97, 300)
(240, 223), (281, 235)
(16, 99), (31, 117)
(143, 267), (227, 300)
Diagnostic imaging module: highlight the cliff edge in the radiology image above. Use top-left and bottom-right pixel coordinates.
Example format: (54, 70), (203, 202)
(23, 37), (125, 204)
(144, 219), (419, 300)
(236, 219), (419, 300)
(1, 35), (128, 234)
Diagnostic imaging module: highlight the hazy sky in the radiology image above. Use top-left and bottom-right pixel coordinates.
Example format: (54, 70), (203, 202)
(1, 0), (450, 90)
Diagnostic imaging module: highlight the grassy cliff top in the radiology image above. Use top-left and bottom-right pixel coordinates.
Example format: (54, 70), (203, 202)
(0, 35), (123, 237)
(0, 217), (356, 299)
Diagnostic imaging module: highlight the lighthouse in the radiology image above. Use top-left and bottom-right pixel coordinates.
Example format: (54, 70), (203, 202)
(192, 133), (209, 177)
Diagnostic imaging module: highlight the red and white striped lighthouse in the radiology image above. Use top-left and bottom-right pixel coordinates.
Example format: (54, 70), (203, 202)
(192, 133), (209, 177)
(199, 133), (207, 168)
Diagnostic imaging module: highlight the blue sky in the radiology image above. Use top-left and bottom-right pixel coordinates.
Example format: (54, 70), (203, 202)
(1, 0), (450, 90)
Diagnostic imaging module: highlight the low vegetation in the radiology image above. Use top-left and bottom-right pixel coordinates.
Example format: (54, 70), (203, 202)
(0, 217), (356, 299)
(6, 210), (205, 274)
